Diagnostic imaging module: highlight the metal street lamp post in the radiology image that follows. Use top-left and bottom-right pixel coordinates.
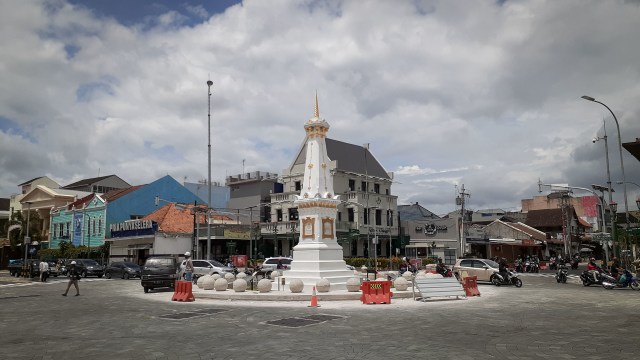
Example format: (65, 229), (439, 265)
(206, 80), (214, 260)
(582, 96), (631, 237)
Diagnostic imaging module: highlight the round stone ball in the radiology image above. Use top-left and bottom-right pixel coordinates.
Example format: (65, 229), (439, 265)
(316, 278), (330, 293)
(224, 273), (235, 282)
(237, 272), (247, 279)
(394, 277), (409, 291)
(258, 278), (272, 293)
(196, 275), (206, 289)
(214, 278), (228, 291)
(346, 277), (361, 292)
(402, 271), (413, 280)
(270, 271), (280, 280)
(202, 275), (216, 290)
(233, 279), (247, 292)
(211, 273), (221, 280)
(415, 272), (427, 278)
(289, 279), (304, 293)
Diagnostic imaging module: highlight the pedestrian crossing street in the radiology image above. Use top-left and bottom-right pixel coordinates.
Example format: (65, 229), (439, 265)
(0, 277), (112, 288)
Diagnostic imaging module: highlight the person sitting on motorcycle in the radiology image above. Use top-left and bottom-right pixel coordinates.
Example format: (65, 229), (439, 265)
(435, 258), (447, 276)
(587, 257), (601, 281)
(498, 258), (509, 283)
(610, 257), (622, 281)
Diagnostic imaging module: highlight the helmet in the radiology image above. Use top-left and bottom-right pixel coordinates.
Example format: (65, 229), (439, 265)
(613, 257), (618, 261)
(590, 257), (595, 261)
(70, 261), (76, 265)
(184, 251), (191, 257)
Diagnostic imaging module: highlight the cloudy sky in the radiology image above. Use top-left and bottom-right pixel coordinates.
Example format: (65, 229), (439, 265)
(1, 0), (639, 215)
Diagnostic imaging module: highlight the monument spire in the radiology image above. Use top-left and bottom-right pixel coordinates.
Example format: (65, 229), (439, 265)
(314, 92), (319, 118)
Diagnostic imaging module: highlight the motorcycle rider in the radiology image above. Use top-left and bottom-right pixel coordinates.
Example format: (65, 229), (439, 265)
(436, 258), (448, 277)
(587, 257), (601, 282)
(498, 258), (509, 283)
(610, 257), (622, 281)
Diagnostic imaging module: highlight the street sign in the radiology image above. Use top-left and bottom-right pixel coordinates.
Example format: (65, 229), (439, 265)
(372, 236), (378, 244)
(24, 236), (31, 244)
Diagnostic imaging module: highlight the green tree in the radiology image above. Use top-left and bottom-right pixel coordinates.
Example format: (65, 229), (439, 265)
(5, 210), (42, 250)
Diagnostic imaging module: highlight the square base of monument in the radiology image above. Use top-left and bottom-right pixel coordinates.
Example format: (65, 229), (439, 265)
(287, 241), (358, 291)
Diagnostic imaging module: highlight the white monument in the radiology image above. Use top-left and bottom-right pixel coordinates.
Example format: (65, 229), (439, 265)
(286, 95), (354, 289)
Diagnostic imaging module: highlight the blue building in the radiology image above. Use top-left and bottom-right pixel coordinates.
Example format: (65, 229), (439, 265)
(49, 175), (204, 249)
(105, 175), (204, 237)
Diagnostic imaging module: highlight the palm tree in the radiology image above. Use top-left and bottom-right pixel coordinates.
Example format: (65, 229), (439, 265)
(5, 210), (42, 249)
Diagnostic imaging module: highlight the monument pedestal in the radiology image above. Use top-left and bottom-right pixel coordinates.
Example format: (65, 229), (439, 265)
(287, 241), (355, 290)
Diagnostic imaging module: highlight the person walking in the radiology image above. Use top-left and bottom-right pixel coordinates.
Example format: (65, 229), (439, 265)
(39, 260), (50, 282)
(183, 252), (194, 282)
(62, 261), (80, 296)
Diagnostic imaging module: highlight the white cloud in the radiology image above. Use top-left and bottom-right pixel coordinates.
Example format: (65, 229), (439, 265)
(1, 0), (640, 216)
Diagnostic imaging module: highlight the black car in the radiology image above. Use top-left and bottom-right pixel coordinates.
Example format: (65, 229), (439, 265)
(67, 259), (104, 278)
(104, 262), (141, 279)
(141, 256), (178, 293)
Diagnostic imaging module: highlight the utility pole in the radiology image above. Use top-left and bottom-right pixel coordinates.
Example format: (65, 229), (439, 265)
(456, 184), (470, 257)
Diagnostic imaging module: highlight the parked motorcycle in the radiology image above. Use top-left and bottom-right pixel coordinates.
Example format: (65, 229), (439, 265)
(555, 264), (568, 283)
(580, 269), (606, 286)
(601, 269), (640, 290)
(491, 270), (523, 287)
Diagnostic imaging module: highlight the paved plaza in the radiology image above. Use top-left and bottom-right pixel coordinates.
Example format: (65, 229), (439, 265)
(1, 270), (639, 360)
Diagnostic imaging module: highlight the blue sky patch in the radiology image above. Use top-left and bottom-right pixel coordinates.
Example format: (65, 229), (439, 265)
(76, 82), (114, 102)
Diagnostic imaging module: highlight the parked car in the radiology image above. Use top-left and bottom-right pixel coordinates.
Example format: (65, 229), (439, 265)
(179, 259), (234, 277)
(260, 257), (293, 272)
(66, 259), (104, 278)
(141, 256), (179, 293)
(8, 259), (24, 277)
(47, 262), (59, 277)
(104, 261), (141, 279)
(452, 258), (501, 282)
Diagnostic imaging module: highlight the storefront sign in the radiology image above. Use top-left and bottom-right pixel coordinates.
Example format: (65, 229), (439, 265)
(424, 224), (448, 235)
(110, 220), (157, 238)
(522, 239), (534, 246)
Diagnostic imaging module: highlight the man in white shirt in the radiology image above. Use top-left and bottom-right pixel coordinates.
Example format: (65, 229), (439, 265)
(39, 261), (50, 282)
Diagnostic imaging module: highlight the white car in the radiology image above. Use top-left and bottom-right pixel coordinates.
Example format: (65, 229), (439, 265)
(180, 259), (234, 277)
(260, 257), (293, 272)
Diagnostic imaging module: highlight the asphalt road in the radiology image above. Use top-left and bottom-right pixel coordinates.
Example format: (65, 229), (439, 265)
(1, 271), (639, 360)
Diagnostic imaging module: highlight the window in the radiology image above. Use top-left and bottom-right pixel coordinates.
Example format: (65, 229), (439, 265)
(276, 209), (283, 222)
(375, 209), (382, 226)
(98, 217), (103, 234)
(294, 181), (301, 191)
(348, 179), (355, 191)
(348, 208), (354, 222)
(288, 208), (299, 221)
(92, 218), (97, 234)
(361, 181), (367, 192)
(59, 223), (63, 237)
(444, 249), (456, 265)
(459, 259), (473, 267)
(374, 183), (380, 194)
(364, 208), (369, 225)
(337, 212), (342, 222)
(387, 210), (393, 227)
(385, 189), (389, 195)
(66, 222), (70, 236)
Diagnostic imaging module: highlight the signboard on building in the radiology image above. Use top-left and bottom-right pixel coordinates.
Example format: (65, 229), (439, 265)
(223, 227), (250, 240)
(110, 220), (157, 238)
(73, 213), (84, 246)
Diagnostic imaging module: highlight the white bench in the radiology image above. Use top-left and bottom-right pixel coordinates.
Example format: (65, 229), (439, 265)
(412, 277), (467, 301)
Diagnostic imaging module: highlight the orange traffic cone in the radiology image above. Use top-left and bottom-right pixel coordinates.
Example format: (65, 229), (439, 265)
(308, 286), (320, 308)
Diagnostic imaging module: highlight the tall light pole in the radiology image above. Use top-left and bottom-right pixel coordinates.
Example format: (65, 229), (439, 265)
(23, 202), (32, 266)
(582, 96), (630, 239)
(207, 80), (213, 260)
